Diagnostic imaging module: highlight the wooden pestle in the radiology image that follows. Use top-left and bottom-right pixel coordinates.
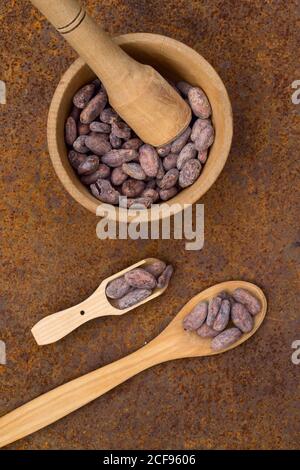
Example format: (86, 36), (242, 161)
(30, 0), (191, 146)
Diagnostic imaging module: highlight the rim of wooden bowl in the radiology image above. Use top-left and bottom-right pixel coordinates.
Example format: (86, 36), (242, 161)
(47, 33), (233, 223)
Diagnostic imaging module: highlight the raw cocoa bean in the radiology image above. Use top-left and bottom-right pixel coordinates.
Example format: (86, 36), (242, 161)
(89, 122), (111, 133)
(206, 296), (222, 327)
(70, 105), (80, 121)
(77, 155), (99, 175)
(190, 118), (211, 141)
(170, 126), (191, 153)
(122, 138), (143, 150)
(109, 133), (122, 149)
(156, 158), (165, 179)
(111, 121), (131, 139)
(197, 324), (219, 338)
(121, 179), (145, 197)
(90, 179), (120, 205)
(78, 123), (90, 135)
(141, 188), (159, 202)
(106, 276), (131, 299)
(100, 107), (119, 124)
(159, 187), (178, 201)
(125, 268), (157, 289)
(68, 150), (86, 169)
(183, 302), (208, 331)
(122, 163), (146, 180)
(80, 164), (110, 184)
(157, 145), (171, 157)
(188, 86), (211, 119)
(73, 83), (95, 109)
(139, 144), (160, 177)
(111, 167), (128, 186)
(232, 288), (261, 315)
(179, 159), (201, 188)
(146, 179), (156, 190)
(80, 91), (107, 123)
(194, 125), (214, 151)
(177, 143), (197, 170)
(157, 265), (173, 288)
(157, 168), (179, 190)
(176, 81), (192, 96)
(211, 328), (242, 351)
(119, 196), (152, 209)
(84, 134), (111, 156)
(65, 116), (77, 146)
(163, 153), (178, 171)
(102, 149), (138, 167)
(213, 299), (231, 332)
(231, 302), (254, 333)
(73, 135), (89, 153)
(145, 259), (166, 278)
(116, 288), (152, 309)
(198, 150), (208, 164)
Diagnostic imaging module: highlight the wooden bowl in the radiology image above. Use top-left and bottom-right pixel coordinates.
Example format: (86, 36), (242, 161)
(48, 33), (233, 222)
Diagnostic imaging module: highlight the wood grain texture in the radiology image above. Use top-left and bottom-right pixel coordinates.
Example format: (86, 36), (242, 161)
(47, 33), (233, 219)
(30, 0), (191, 146)
(31, 258), (168, 345)
(0, 281), (267, 448)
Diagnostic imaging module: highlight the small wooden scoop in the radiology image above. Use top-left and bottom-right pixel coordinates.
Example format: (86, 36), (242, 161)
(0, 281), (267, 448)
(30, 0), (191, 146)
(31, 258), (168, 345)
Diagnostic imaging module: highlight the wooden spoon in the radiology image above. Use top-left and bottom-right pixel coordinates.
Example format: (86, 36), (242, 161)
(29, 0), (191, 146)
(31, 258), (168, 346)
(0, 281), (266, 448)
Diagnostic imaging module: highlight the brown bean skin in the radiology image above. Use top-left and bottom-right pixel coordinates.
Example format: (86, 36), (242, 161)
(141, 188), (159, 202)
(80, 91), (107, 123)
(213, 299), (231, 332)
(190, 118), (211, 141)
(157, 265), (174, 288)
(68, 150), (86, 169)
(80, 164), (110, 184)
(65, 116), (77, 146)
(90, 179), (120, 205)
(231, 303), (254, 332)
(122, 138), (143, 150)
(139, 144), (160, 177)
(73, 83), (95, 109)
(232, 288), (261, 315)
(111, 121), (131, 139)
(116, 288), (152, 309)
(176, 81), (192, 96)
(109, 133), (122, 149)
(179, 159), (201, 188)
(159, 187), (178, 201)
(198, 149), (208, 164)
(197, 324), (219, 338)
(70, 105), (80, 121)
(102, 149), (138, 167)
(100, 107), (119, 124)
(78, 123), (90, 135)
(106, 276), (131, 299)
(73, 135), (89, 153)
(194, 125), (214, 152)
(119, 197), (152, 209)
(163, 153), (178, 171)
(125, 268), (157, 289)
(77, 155), (99, 175)
(145, 259), (166, 278)
(211, 328), (242, 351)
(157, 144), (171, 157)
(111, 167), (128, 186)
(85, 134), (112, 156)
(206, 296), (222, 327)
(157, 168), (179, 190)
(188, 87), (211, 119)
(121, 179), (145, 197)
(122, 163), (146, 180)
(183, 302), (208, 331)
(177, 143), (197, 170)
(170, 126), (191, 153)
(89, 122), (111, 133)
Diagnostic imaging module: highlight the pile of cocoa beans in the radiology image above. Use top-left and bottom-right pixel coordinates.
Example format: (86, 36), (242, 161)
(106, 259), (173, 309)
(183, 288), (261, 351)
(65, 78), (214, 208)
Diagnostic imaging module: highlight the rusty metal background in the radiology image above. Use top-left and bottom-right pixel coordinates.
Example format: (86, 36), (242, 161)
(0, 0), (299, 450)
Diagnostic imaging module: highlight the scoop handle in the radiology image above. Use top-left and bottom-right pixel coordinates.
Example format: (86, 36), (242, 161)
(0, 336), (175, 448)
(30, 0), (140, 84)
(31, 289), (114, 345)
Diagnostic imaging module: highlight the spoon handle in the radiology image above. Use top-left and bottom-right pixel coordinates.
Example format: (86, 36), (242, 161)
(31, 290), (113, 345)
(0, 337), (173, 448)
